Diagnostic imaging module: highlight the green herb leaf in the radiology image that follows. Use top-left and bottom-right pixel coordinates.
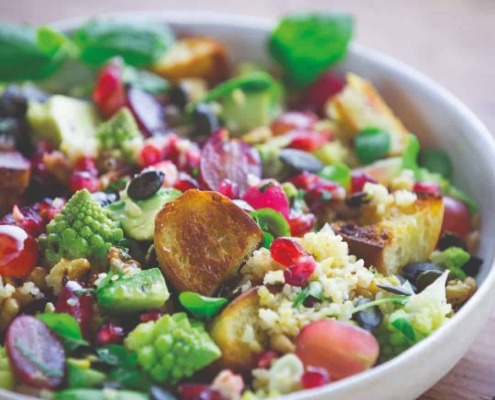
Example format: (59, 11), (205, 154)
(178, 292), (228, 320)
(37, 313), (89, 352)
(194, 71), (279, 107)
(318, 163), (351, 187)
(355, 127), (391, 165)
(269, 13), (353, 87)
(430, 247), (470, 280)
(72, 19), (175, 67)
(391, 318), (416, 342)
(351, 296), (409, 314)
(401, 133), (420, 172)
(122, 64), (170, 94)
(262, 231), (275, 249)
(293, 281), (323, 308)
(97, 345), (137, 368)
(0, 24), (70, 81)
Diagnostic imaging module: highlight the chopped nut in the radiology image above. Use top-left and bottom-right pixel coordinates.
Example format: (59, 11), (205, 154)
(446, 277), (477, 310)
(45, 258), (91, 295)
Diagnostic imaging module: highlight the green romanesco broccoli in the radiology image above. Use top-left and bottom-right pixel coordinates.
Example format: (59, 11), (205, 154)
(41, 189), (124, 269)
(430, 247), (470, 280)
(0, 346), (14, 390)
(124, 312), (221, 384)
(96, 107), (143, 164)
(375, 270), (451, 363)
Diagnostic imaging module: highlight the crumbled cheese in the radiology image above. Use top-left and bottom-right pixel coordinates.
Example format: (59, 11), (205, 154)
(394, 190), (417, 207)
(390, 169), (415, 191)
(263, 270), (284, 286)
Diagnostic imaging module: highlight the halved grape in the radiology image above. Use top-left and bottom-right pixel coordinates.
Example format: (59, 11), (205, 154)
(6, 315), (65, 389)
(199, 129), (261, 196)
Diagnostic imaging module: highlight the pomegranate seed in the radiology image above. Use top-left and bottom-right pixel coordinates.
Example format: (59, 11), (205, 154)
(139, 143), (163, 167)
(284, 257), (317, 287)
(218, 179), (239, 199)
(287, 130), (330, 152)
(1, 200), (62, 237)
(69, 171), (99, 193)
(270, 238), (307, 267)
(257, 351), (278, 369)
(178, 383), (225, 400)
(413, 181), (441, 195)
(350, 172), (377, 194)
(301, 71), (345, 116)
(301, 366), (331, 389)
(289, 213), (316, 237)
(290, 171), (321, 191)
(55, 281), (93, 340)
(93, 59), (126, 119)
(173, 174), (200, 192)
(74, 156), (98, 174)
(140, 311), (162, 323)
(96, 321), (125, 346)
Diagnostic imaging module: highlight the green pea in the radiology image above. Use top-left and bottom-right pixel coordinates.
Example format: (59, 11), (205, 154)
(318, 162), (351, 187)
(354, 127), (391, 164)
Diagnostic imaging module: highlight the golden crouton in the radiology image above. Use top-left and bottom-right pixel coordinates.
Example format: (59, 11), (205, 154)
(209, 287), (268, 373)
(327, 73), (409, 156)
(151, 37), (229, 86)
(154, 190), (263, 296)
(334, 193), (444, 275)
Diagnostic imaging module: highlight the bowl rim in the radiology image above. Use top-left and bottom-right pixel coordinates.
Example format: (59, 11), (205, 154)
(3, 10), (495, 400)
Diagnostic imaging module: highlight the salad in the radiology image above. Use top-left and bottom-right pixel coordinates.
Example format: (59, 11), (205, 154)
(0, 13), (483, 400)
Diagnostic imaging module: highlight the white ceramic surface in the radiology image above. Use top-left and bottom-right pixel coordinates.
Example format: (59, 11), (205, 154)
(2, 12), (495, 400)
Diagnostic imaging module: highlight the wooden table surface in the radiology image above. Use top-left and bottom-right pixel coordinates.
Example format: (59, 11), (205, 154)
(2, 1), (494, 399)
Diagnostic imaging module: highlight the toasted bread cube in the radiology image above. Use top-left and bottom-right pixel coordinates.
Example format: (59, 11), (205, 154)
(0, 151), (30, 194)
(327, 73), (409, 156)
(334, 193), (444, 275)
(154, 190), (263, 296)
(151, 37), (229, 86)
(209, 287), (267, 373)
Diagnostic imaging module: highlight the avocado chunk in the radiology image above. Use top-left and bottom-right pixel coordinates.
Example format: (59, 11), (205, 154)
(97, 268), (170, 315)
(27, 95), (99, 162)
(67, 359), (106, 389)
(108, 187), (181, 241)
(221, 87), (282, 135)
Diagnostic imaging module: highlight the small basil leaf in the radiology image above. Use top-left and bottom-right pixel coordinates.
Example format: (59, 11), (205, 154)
(391, 318), (416, 342)
(293, 281), (323, 308)
(0, 24), (68, 81)
(419, 148), (453, 179)
(178, 292), (228, 320)
(73, 19), (174, 67)
(37, 313), (89, 352)
(262, 231), (275, 249)
(401, 133), (420, 172)
(269, 13), (353, 87)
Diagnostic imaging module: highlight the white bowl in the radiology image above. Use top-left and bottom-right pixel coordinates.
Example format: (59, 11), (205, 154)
(3, 11), (495, 400)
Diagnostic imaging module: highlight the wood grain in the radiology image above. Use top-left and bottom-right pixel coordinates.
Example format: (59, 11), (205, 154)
(1, 1), (495, 399)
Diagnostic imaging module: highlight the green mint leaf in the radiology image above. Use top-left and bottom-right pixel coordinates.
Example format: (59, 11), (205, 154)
(72, 19), (174, 67)
(178, 292), (228, 320)
(269, 13), (353, 87)
(401, 133), (420, 172)
(37, 313), (89, 352)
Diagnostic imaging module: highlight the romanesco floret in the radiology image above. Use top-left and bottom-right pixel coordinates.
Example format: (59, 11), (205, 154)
(124, 312), (221, 384)
(41, 189), (124, 269)
(430, 247), (470, 280)
(0, 346), (14, 390)
(375, 271), (451, 363)
(96, 107), (143, 164)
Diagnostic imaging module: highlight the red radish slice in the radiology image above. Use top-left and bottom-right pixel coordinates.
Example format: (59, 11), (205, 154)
(242, 179), (290, 218)
(6, 315), (65, 389)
